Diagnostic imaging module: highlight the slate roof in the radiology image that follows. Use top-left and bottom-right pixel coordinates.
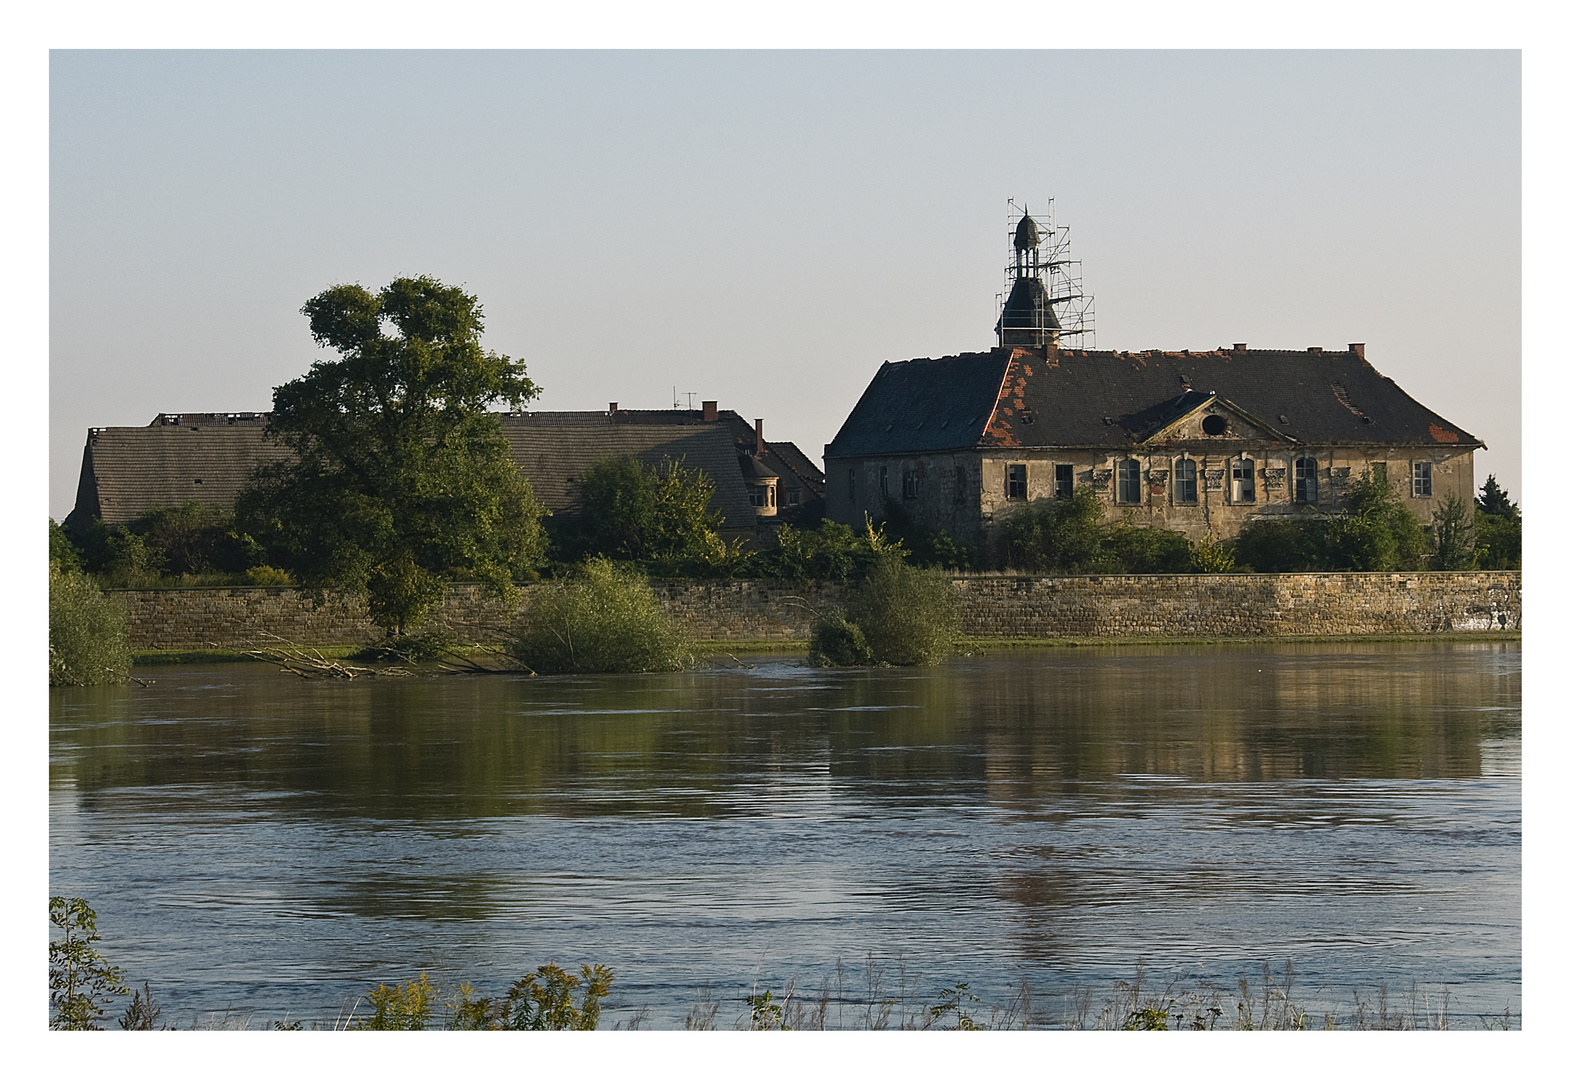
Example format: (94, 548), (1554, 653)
(496, 413), (756, 524)
(66, 414), (291, 530)
(825, 346), (1482, 458)
(68, 410), (758, 531)
(609, 407), (826, 489)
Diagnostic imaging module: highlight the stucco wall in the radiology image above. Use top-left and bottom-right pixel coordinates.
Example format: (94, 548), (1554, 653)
(116, 572), (1520, 651)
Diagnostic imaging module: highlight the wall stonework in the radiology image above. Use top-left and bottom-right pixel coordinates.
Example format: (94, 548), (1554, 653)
(117, 572), (1520, 651)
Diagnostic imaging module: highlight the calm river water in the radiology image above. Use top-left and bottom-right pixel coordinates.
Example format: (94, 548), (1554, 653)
(49, 642), (1520, 1028)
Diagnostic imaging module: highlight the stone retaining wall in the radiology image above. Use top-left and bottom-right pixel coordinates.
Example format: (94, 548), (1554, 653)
(116, 572), (1521, 651)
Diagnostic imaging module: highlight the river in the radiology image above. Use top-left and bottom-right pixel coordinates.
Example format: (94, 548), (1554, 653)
(49, 641), (1520, 1028)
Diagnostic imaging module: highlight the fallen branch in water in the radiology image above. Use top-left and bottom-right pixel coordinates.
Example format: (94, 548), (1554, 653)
(240, 634), (412, 679)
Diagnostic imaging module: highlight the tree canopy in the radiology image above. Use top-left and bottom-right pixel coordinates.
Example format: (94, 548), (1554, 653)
(555, 454), (736, 574)
(237, 276), (548, 634)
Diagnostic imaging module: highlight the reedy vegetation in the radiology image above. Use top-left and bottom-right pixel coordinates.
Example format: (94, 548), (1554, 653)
(49, 901), (1513, 1031)
(509, 558), (693, 674)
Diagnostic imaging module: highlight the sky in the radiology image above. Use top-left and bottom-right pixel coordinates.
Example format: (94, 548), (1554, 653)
(48, 50), (1521, 522)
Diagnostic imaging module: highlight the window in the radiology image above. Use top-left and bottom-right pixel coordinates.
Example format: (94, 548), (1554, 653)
(848, 469), (855, 502)
(1173, 458), (1197, 504)
(788, 488), (800, 506)
(1412, 461), (1432, 498)
(1055, 463), (1074, 499)
(880, 465), (889, 498)
(1201, 414), (1228, 436)
(1231, 458), (1256, 504)
(1007, 463), (1027, 500)
(1117, 458), (1141, 504)
(1295, 457), (1318, 503)
(902, 473), (919, 500)
(954, 464), (966, 502)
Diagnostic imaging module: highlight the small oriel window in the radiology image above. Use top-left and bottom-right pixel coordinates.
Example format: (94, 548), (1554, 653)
(1412, 461), (1433, 497)
(1055, 463), (1073, 499)
(1007, 463), (1027, 500)
(1231, 459), (1256, 504)
(1173, 458), (1197, 504)
(1117, 458), (1141, 504)
(1295, 456), (1319, 503)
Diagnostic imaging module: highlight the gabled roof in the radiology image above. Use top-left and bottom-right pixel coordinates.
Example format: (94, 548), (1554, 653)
(496, 413), (756, 525)
(69, 411), (758, 531)
(826, 345), (1482, 457)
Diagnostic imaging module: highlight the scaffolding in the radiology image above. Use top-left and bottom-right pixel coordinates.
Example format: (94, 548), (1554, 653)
(997, 197), (1095, 348)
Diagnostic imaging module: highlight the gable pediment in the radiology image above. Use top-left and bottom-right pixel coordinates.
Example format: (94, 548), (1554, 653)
(1139, 392), (1296, 446)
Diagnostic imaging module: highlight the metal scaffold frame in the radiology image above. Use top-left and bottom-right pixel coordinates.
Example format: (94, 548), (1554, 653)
(997, 196), (1096, 348)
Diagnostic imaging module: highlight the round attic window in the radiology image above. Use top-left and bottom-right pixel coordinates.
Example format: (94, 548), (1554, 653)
(1202, 414), (1228, 436)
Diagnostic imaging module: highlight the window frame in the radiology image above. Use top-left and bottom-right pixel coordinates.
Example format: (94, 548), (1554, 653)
(1230, 457), (1257, 504)
(1006, 463), (1027, 500)
(879, 465), (889, 499)
(1172, 457), (1198, 504)
(1116, 458), (1141, 504)
(1412, 461), (1433, 498)
(1054, 463), (1074, 499)
(902, 472), (919, 500)
(1294, 456), (1319, 504)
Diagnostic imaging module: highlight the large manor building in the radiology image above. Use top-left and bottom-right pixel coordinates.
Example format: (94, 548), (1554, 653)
(823, 209), (1483, 554)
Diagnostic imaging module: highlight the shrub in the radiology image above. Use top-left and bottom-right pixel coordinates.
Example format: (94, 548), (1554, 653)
(844, 556), (960, 666)
(1105, 516), (1193, 573)
(49, 897), (128, 1030)
(497, 963), (613, 1031)
(560, 454), (738, 574)
(1324, 469), (1429, 571)
(808, 609), (873, 667)
(746, 518), (897, 582)
(355, 971), (439, 1030)
(49, 565), (132, 686)
(1431, 494), (1476, 570)
(510, 558), (692, 674)
(1232, 517), (1324, 573)
(1188, 534), (1236, 573)
(876, 500), (976, 571)
(244, 564), (294, 586)
(1473, 475), (1521, 570)
(50, 518), (83, 572)
(1000, 487), (1110, 573)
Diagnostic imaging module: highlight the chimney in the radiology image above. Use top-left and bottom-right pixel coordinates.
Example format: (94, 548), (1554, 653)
(608, 402), (618, 416)
(754, 418), (766, 457)
(1349, 343), (1366, 359)
(1307, 346), (1322, 355)
(702, 400), (718, 422)
(1232, 343), (1248, 352)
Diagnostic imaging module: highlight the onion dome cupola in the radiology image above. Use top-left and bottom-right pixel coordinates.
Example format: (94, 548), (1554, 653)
(996, 207), (1062, 348)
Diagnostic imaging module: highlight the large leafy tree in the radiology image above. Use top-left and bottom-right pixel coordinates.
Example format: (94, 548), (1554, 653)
(237, 277), (547, 634)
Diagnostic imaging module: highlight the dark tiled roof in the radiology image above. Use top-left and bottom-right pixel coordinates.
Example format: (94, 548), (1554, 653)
(70, 411), (758, 531)
(496, 413), (756, 526)
(827, 346), (1481, 457)
(763, 440), (826, 491)
(825, 351), (1014, 457)
(68, 418), (293, 528)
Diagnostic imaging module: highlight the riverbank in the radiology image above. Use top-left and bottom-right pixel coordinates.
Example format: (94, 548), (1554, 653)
(114, 570), (1521, 651)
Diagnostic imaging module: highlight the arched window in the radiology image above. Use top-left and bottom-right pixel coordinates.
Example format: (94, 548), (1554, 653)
(1231, 457), (1256, 504)
(1173, 458), (1197, 504)
(1117, 458), (1141, 504)
(1294, 456), (1319, 503)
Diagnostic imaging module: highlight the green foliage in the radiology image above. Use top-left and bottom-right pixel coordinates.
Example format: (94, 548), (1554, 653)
(77, 503), (265, 586)
(355, 971), (439, 1030)
(1105, 514), (1194, 573)
(1431, 494), (1476, 570)
(1474, 475), (1521, 570)
(876, 500), (976, 571)
(511, 558), (693, 674)
(50, 518), (83, 572)
(1323, 468), (1429, 571)
(1231, 517), (1327, 573)
(49, 565), (132, 686)
(1001, 486), (1111, 573)
(49, 897), (128, 1030)
(236, 276), (548, 635)
(746, 989), (788, 1030)
(816, 556), (960, 667)
(244, 565), (294, 586)
(746, 518), (897, 582)
(562, 454), (738, 574)
(1123, 1005), (1172, 1031)
(807, 609), (873, 667)
(119, 982), (167, 1030)
(1188, 534), (1236, 573)
(930, 983), (982, 1030)
(498, 964), (614, 1031)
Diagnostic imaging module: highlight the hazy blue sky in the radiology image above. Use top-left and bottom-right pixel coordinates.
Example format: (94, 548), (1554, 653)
(49, 50), (1521, 520)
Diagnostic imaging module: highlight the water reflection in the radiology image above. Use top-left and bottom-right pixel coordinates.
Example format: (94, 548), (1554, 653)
(50, 641), (1519, 1026)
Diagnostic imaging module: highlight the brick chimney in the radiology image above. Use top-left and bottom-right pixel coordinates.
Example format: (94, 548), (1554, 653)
(754, 418), (766, 457)
(1232, 343), (1248, 352)
(702, 400), (718, 422)
(1349, 343), (1366, 359)
(608, 402), (618, 415)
